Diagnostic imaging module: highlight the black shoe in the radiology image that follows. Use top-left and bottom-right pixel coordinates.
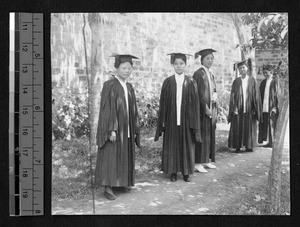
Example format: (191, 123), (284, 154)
(183, 175), (191, 182)
(234, 148), (241, 153)
(124, 186), (131, 193)
(263, 144), (273, 148)
(245, 148), (253, 152)
(104, 190), (117, 200)
(170, 173), (177, 182)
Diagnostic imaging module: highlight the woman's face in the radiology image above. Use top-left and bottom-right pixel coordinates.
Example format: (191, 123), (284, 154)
(202, 54), (214, 69)
(238, 65), (248, 76)
(117, 62), (133, 81)
(263, 69), (272, 78)
(173, 58), (186, 75)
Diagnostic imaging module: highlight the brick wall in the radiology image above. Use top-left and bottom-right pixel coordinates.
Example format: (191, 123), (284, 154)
(55, 13), (295, 138)
(51, 13), (246, 94)
(51, 13), (92, 92)
(255, 48), (288, 84)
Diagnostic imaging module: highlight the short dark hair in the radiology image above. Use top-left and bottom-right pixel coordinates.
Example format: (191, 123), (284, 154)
(262, 64), (273, 71)
(201, 53), (214, 64)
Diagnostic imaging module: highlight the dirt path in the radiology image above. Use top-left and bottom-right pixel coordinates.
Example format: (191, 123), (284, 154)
(52, 124), (289, 215)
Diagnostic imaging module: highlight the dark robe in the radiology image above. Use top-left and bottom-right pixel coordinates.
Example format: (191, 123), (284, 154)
(228, 76), (262, 149)
(258, 77), (279, 144)
(95, 77), (140, 187)
(193, 67), (217, 163)
(154, 75), (201, 175)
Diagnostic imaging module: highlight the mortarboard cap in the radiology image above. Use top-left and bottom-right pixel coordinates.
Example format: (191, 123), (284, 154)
(262, 64), (273, 71)
(110, 54), (139, 68)
(194, 48), (217, 60)
(236, 59), (249, 68)
(167, 53), (192, 64)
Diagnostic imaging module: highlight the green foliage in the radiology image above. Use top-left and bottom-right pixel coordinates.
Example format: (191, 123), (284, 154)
(217, 88), (230, 123)
(52, 137), (95, 199)
(214, 171), (290, 215)
(136, 89), (160, 128)
(241, 13), (288, 49)
(51, 78), (231, 199)
(135, 85), (230, 126)
(135, 128), (162, 175)
(52, 85), (90, 140)
(52, 125), (231, 199)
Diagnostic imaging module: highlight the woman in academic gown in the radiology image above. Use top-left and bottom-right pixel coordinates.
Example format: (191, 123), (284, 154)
(228, 59), (262, 152)
(192, 48), (218, 173)
(95, 54), (141, 200)
(155, 53), (201, 182)
(258, 64), (279, 148)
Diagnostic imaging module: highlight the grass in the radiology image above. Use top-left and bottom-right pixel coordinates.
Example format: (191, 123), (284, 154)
(52, 137), (95, 199)
(52, 125), (231, 199)
(213, 171), (290, 215)
(52, 124), (290, 216)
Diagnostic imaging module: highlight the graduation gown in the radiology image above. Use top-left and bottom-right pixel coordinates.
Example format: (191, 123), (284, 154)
(95, 77), (140, 187)
(228, 76), (262, 149)
(258, 77), (279, 144)
(154, 75), (201, 175)
(193, 67), (217, 163)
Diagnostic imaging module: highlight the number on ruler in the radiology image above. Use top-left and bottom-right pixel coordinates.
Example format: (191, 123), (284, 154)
(22, 23), (28, 31)
(22, 65), (28, 74)
(34, 106), (40, 111)
(22, 44), (28, 52)
(22, 128), (28, 136)
(23, 87), (28, 94)
(22, 170), (28, 178)
(23, 149), (28, 156)
(22, 190), (28, 199)
(22, 107), (28, 115)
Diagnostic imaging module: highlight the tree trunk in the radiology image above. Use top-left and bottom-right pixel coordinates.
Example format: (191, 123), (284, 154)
(231, 13), (257, 79)
(265, 77), (289, 214)
(232, 13), (290, 214)
(82, 13), (96, 214)
(231, 13), (246, 61)
(88, 13), (104, 152)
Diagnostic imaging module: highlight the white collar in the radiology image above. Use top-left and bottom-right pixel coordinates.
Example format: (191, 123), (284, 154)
(116, 75), (127, 85)
(200, 65), (212, 75)
(175, 72), (185, 80)
(241, 75), (249, 80)
(201, 65), (209, 71)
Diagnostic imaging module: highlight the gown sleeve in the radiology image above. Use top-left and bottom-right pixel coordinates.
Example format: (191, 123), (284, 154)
(189, 78), (202, 142)
(252, 77), (262, 123)
(273, 79), (279, 114)
(131, 85), (141, 147)
(96, 81), (118, 148)
(193, 69), (207, 115)
(228, 79), (238, 123)
(154, 79), (168, 141)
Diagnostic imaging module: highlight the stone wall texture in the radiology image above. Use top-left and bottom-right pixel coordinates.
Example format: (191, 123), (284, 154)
(255, 48), (288, 83)
(51, 13), (288, 137)
(51, 13), (247, 93)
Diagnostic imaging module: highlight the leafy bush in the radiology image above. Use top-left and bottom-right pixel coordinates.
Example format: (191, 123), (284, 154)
(136, 89), (160, 128)
(52, 136), (95, 199)
(52, 85), (90, 140)
(135, 85), (230, 126)
(241, 13), (288, 50)
(217, 88), (230, 123)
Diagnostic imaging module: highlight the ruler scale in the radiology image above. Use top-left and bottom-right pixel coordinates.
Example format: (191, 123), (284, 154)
(9, 13), (44, 216)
